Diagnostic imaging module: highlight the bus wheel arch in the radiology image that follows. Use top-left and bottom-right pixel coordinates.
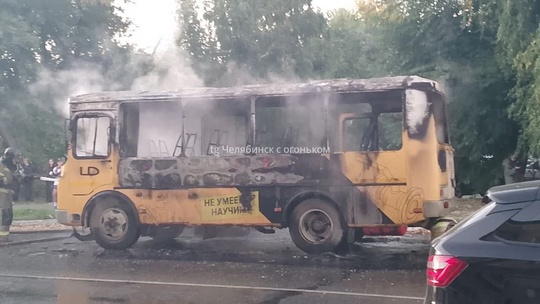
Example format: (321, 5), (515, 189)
(285, 193), (347, 254)
(82, 191), (140, 228)
(84, 191), (141, 250)
(284, 191), (346, 226)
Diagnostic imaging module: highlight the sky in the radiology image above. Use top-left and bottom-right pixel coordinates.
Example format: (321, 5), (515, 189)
(119, 0), (357, 53)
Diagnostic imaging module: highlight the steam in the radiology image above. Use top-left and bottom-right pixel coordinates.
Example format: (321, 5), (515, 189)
(130, 48), (204, 91)
(30, 65), (114, 118)
(213, 62), (301, 87)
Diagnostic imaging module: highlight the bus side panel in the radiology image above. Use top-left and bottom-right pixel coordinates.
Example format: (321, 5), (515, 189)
(117, 188), (273, 226)
(335, 145), (426, 225)
(118, 185), (389, 228)
(405, 115), (440, 201)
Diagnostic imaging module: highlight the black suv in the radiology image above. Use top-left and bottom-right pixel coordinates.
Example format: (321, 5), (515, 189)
(424, 181), (540, 304)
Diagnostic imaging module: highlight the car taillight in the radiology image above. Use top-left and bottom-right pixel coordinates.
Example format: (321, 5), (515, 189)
(426, 255), (467, 287)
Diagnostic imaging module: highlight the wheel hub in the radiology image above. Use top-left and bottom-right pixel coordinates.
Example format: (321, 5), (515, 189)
(311, 220), (326, 232)
(299, 209), (334, 244)
(100, 208), (128, 240)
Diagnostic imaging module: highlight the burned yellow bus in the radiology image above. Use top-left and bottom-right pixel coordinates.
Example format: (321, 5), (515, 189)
(56, 76), (456, 254)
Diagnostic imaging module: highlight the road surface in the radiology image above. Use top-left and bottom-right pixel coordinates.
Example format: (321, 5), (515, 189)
(0, 228), (430, 303)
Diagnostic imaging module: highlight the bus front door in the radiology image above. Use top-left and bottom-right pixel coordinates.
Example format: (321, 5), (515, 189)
(68, 114), (116, 196)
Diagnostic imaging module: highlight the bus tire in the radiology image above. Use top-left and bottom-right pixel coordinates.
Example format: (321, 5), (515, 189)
(90, 199), (140, 250)
(288, 199), (345, 254)
(150, 226), (184, 242)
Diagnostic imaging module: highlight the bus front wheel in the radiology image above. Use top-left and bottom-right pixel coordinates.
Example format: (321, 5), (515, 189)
(288, 199), (345, 254)
(90, 199), (140, 250)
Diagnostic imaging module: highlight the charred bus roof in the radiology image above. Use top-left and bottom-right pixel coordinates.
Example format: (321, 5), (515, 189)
(68, 75), (443, 112)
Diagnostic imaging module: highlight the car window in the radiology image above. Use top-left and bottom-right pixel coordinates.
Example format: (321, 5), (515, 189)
(493, 202), (540, 244)
(443, 202), (496, 234)
(494, 221), (540, 244)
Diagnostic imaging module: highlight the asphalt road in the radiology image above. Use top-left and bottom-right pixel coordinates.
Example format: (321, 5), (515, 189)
(0, 228), (431, 304)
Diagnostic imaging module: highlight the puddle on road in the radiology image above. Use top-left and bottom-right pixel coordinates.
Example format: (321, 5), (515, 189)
(0, 229), (429, 304)
(72, 233), (430, 272)
(14, 228), (431, 273)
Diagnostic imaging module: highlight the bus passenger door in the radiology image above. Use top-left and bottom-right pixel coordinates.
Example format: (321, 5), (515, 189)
(337, 111), (412, 225)
(338, 112), (406, 184)
(68, 114), (116, 196)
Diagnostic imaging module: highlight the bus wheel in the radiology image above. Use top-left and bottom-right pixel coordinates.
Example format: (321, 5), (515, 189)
(430, 218), (457, 240)
(90, 200), (140, 250)
(289, 199), (345, 254)
(151, 226), (184, 242)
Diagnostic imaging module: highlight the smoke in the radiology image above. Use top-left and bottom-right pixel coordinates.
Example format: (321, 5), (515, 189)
(211, 62), (301, 87)
(130, 48), (204, 91)
(29, 45), (204, 118)
(30, 65), (115, 118)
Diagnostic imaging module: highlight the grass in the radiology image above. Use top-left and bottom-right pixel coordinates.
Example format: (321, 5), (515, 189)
(12, 203), (56, 221)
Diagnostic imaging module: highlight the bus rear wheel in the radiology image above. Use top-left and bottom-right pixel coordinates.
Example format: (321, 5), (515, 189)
(90, 200), (140, 250)
(289, 199), (345, 254)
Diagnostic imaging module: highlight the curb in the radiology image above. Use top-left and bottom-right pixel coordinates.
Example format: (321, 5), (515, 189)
(10, 230), (72, 235)
(0, 235), (72, 247)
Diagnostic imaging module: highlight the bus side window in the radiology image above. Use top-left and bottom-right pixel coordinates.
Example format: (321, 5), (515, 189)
(75, 116), (111, 158)
(342, 117), (370, 151)
(378, 112), (403, 151)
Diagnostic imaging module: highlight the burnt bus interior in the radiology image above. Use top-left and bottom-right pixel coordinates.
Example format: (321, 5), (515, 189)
(117, 89), (404, 158)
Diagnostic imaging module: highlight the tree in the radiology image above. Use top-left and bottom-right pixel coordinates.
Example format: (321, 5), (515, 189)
(358, 0), (520, 192)
(0, 0), (133, 176)
(306, 9), (392, 79)
(494, 0), (540, 156)
(178, 0), (327, 85)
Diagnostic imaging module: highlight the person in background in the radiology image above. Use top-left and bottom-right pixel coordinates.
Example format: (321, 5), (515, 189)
(503, 153), (521, 184)
(52, 157), (64, 209)
(20, 158), (35, 202)
(46, 159), (56, 203)
(0, 148), (18, 242)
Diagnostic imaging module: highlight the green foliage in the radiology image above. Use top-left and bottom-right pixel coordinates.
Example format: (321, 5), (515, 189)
(2, 0), (540, 196)
(0, 0), (133, 176)
(495, 0), (540, 157)
(354, 0), (520, 192)
(12, 207), (56, 221)
(176, 0), (531, 193)
(178, 0), (327, 84)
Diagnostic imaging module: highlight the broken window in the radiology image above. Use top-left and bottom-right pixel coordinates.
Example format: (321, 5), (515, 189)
(193, 100), (249, 156)
(333, 92), (402, 152)
(136, 101), (183, 157)
(255, 95), (325, 150)
(343, 117), (371, 151)
(75, 116), (110, 158)
(432, 93), (450, 144)
(378, 112), (403, 150)
(119, 99), (249, 158)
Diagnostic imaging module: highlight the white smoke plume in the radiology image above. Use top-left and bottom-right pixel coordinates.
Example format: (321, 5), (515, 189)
(30, 65), (115, 118)
(130, 48), (203, 91)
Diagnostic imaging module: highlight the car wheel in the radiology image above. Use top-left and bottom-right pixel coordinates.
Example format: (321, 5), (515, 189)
(90, 199), (140, 250)
(289, 199), (345, 254)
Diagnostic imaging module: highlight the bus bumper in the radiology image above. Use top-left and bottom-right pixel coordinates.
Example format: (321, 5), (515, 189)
(423, 200), (454, 218)
(55, 209), (69, 224)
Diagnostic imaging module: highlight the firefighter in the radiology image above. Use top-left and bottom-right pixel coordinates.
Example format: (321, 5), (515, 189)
(0, 147), (19, 242)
